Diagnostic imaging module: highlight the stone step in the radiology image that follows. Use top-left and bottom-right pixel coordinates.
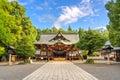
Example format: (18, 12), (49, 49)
(54, 58), (66, 61)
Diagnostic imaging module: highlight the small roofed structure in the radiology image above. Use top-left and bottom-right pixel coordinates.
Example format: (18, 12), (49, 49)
(113, 47), (120, 61)
(101, 41), (120, 62)
(6, 45), (15, 54)
(102, 41), (113, 50)
(34, 32), (82, 61)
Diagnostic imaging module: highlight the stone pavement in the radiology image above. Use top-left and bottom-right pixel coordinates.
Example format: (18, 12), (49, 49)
(0, 63), (44, 80)
(74, 63), (120, 80)
(23, 61), (98, 80)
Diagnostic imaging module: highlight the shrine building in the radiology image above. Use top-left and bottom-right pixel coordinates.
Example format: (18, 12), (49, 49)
(34, 32), (82, 61)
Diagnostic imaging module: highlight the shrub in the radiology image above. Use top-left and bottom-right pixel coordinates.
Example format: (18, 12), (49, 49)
(82, 50), (88, 59)
(85, 59), (94, 64)
(90, 52), (99, 56)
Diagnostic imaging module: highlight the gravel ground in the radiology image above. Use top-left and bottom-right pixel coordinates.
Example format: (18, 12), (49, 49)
(0, 63), (45, 80)
(74, 63), (120, 80)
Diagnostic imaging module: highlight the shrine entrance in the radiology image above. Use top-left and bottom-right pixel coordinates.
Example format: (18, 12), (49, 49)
(54, 52), (66, 58)
(53, 52), (66, 61)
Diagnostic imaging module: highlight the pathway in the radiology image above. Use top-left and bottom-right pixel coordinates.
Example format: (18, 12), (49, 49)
(23, 61), (98, 80)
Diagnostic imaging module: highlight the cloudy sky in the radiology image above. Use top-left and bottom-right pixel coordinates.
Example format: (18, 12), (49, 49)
(9, 0), (110, 30)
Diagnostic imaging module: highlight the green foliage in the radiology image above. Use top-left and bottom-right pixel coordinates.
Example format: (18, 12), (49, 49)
(42, 28), (51, 33)
(36, 29), (41, 41)
(0, 47), (5, 56)
(90, 52), (99, 56)
(51, 26), (58, 33)
(41, 26), (76, 33)
(82, 50), (88, 59)
(59, 28), (66, 33)
(0, 0), (37, 61)
(67, 26), (73, 33)
(77, 28), (108, 55)
(82, 50), (88, 56)
(105, 0), (120, 46)
(16, 45), (35, 61)
(15, 36), (35, 61)
(85, 59), (94, 64)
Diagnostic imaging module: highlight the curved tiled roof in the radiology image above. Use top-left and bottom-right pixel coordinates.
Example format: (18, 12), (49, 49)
(34, 32), (79, 45)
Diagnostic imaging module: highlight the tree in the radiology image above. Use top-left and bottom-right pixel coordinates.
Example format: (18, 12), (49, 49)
(0, 47), (5, 56)
(0, 46), (5, 61)
(77, 29), (107, 55)
(105, 0), (120, 46)
(36, 29), (41, 41)
(51, 26), (58, 33)
(67, 26), (73, 33)
(59, 28), (66, 33)
(0, 0), (37, 61)
(16, 36), (35, 62)
(43, 28), (51, 33)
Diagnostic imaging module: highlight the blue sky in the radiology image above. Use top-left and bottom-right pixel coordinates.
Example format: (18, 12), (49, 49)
(9, 0), (110, 30)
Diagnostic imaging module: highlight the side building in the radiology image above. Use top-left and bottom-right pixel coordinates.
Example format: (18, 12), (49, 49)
(34, 32), (82, 61)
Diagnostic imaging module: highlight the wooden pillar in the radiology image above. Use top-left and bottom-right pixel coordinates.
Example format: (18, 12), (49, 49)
(71, 45), (74, 61)
(47, 51), (49, 62)
(72, 50), (73, 61)
(65, 51), (67, 60)
(71, 51), (73, 61)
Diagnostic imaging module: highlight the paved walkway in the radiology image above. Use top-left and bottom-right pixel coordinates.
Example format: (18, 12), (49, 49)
(23, 61), (98, 80)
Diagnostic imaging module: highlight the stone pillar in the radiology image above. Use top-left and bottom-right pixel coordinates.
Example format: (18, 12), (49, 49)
(8, 54), (12, 66)
(28, 57), (33, 64)
(107, 53), (111, 64)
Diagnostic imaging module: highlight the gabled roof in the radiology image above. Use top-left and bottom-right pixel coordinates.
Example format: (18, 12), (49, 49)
(49, 32), (70, 42)
(34, 32), (79, 45)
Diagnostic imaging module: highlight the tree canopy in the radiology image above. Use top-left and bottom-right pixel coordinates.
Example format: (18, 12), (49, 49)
(77, 28), (108, 55)
(0, 0), (37, 61)
(105, 0), (120, 46)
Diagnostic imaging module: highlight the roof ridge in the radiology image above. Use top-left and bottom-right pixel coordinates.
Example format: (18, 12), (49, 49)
(41, 33), (78, 35)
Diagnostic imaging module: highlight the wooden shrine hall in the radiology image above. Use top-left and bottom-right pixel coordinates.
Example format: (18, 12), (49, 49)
(34, 32), (82, 61)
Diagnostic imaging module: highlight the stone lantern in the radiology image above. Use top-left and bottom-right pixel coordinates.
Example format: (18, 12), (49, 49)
(7, 46), (15, 66)
(103, 41), (113, 64)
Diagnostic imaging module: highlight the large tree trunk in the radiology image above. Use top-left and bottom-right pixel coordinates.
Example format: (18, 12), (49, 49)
(88, 50), (92, 56)
(23, 56), (26, 62)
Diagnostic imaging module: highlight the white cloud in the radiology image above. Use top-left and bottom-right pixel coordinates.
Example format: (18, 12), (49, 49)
(95, 26), (107, 30)
(97, 0), (111, 5)
(35, 6), (43, 10)
(81, 0), (90, 3)
(53, 0), (94, 29)
(39, 0), (56, 10)
(18, 0), (35, 6)
(19, 2), (28, 6)
(103, 0), (111, 4)
(37, 15), (56, 23)
(41, 0), (57, 7)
